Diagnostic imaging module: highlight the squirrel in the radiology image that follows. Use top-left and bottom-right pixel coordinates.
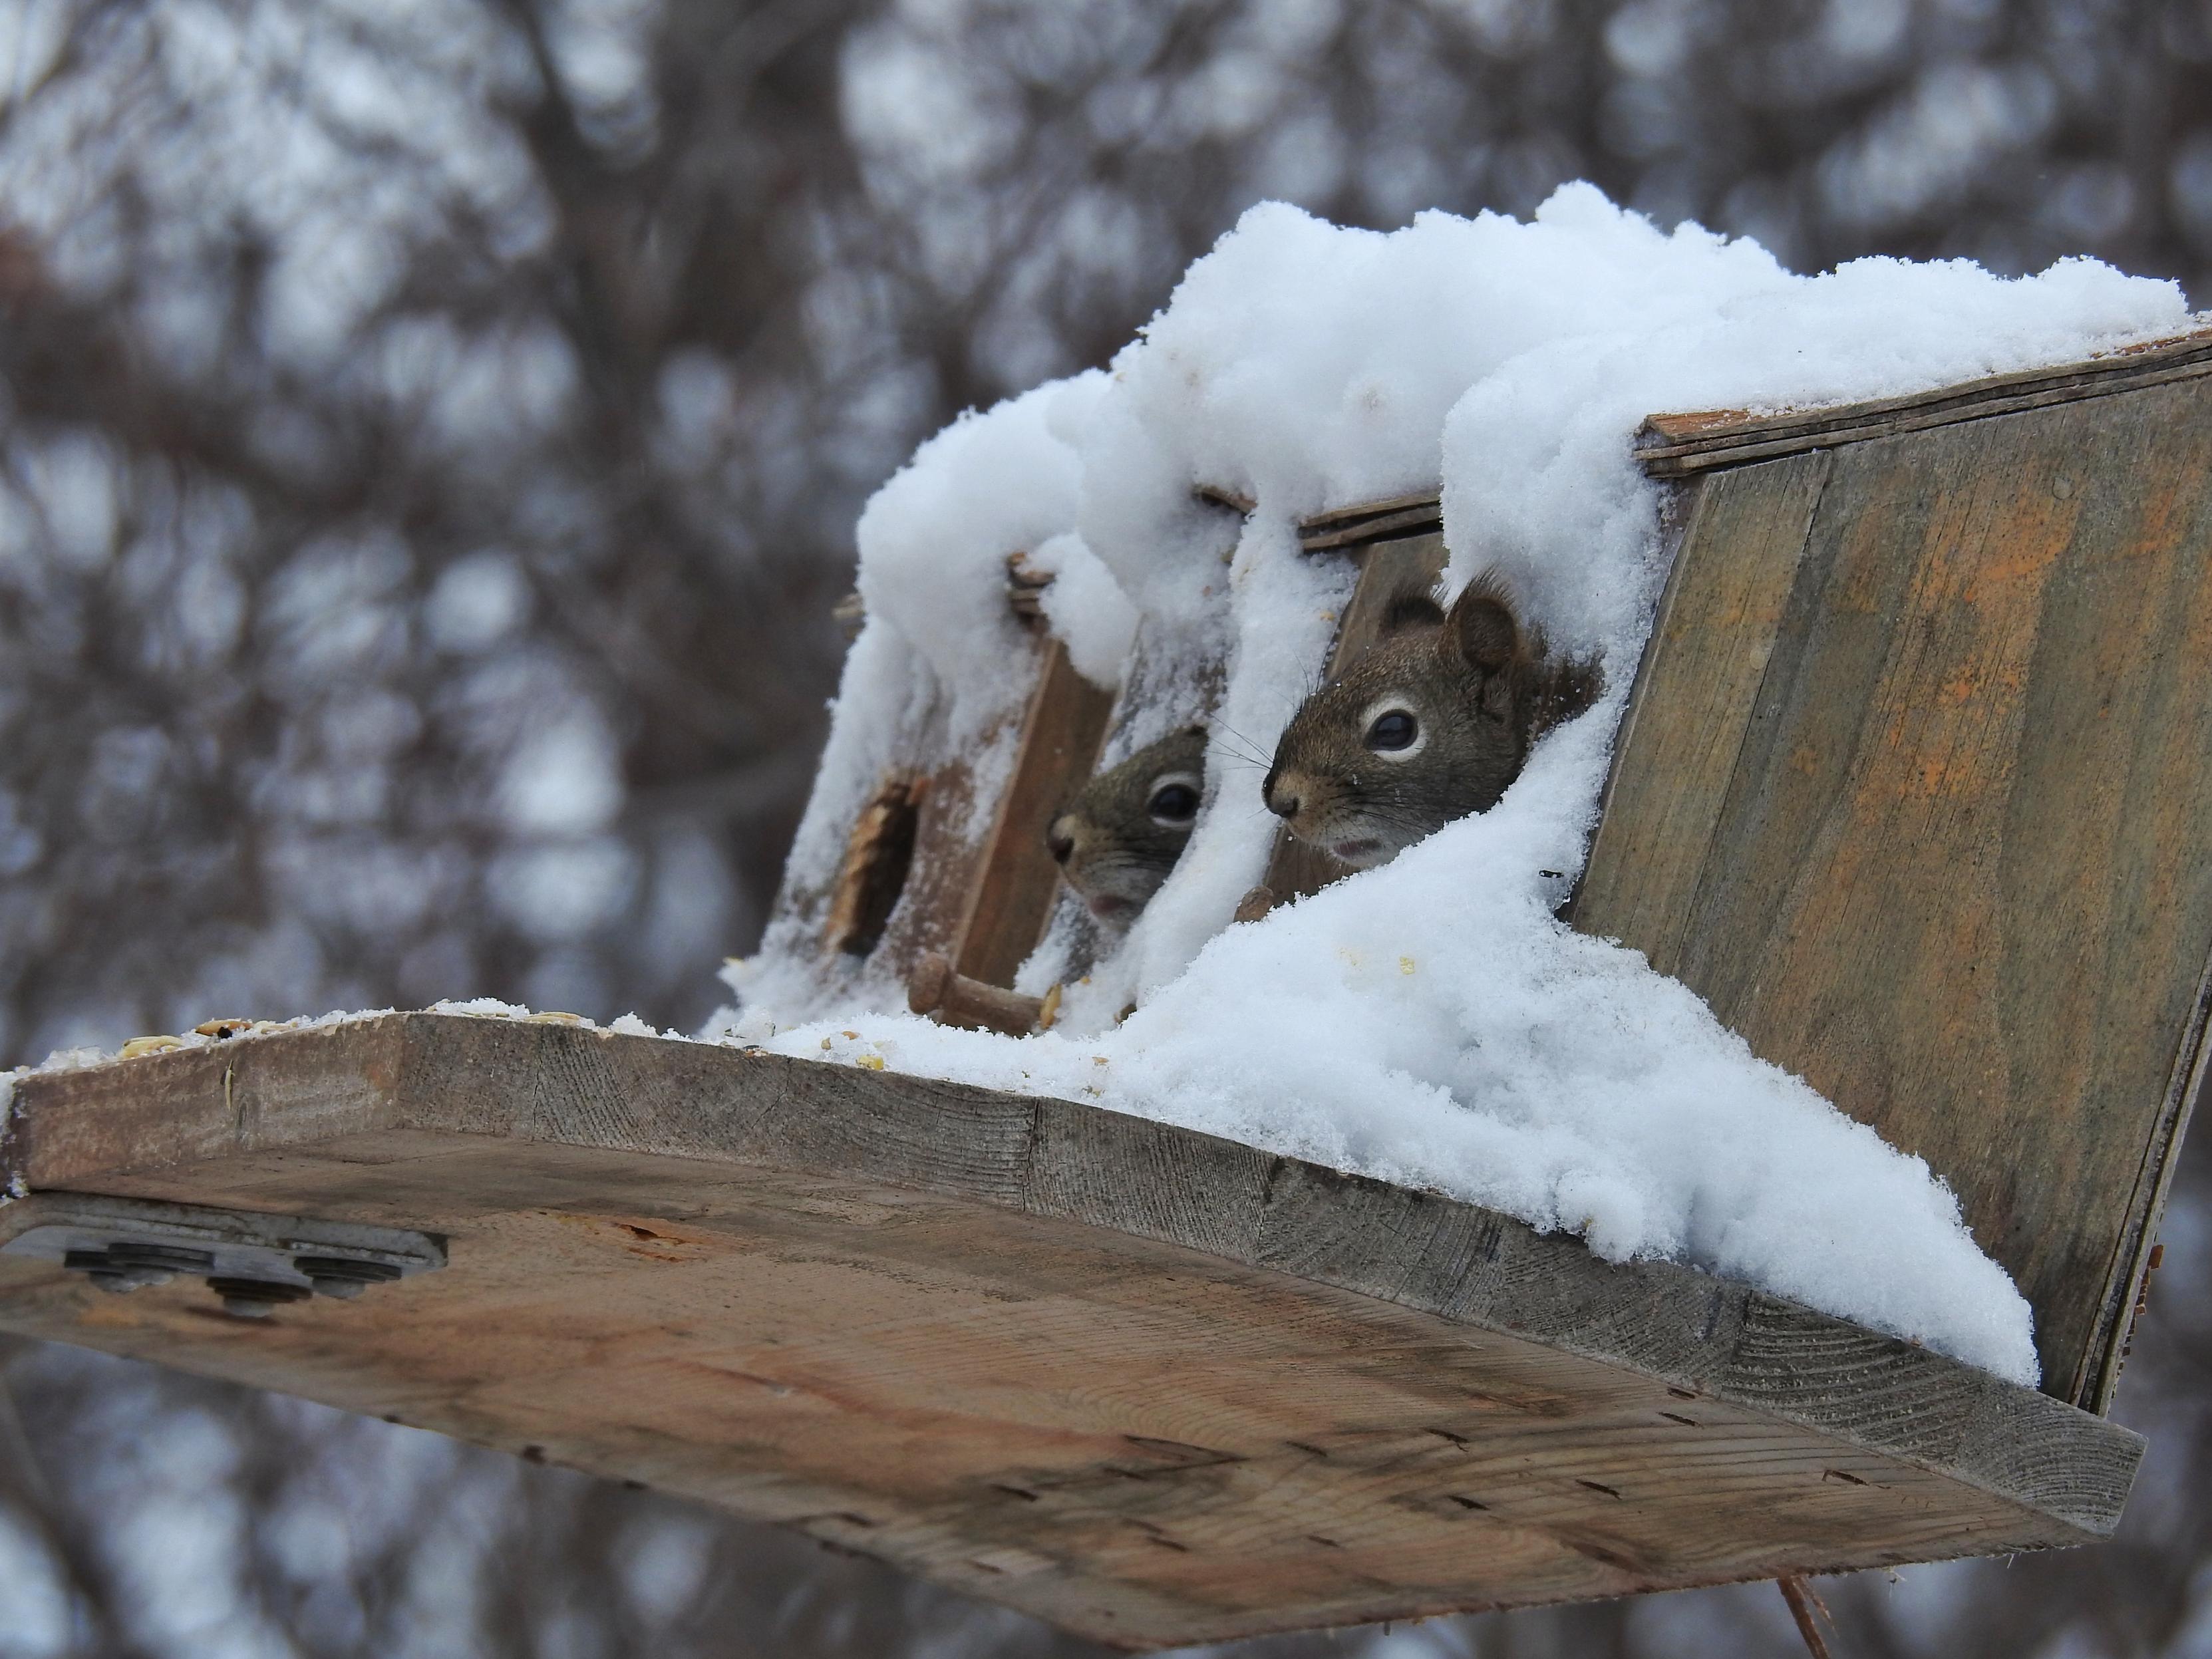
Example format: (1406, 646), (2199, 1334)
(1263, 571), (1601, 868)
(1047, 726), (1207, 924)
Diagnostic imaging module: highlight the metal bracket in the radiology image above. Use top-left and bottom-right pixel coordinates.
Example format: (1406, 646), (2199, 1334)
(0, 1193), (444, 1318)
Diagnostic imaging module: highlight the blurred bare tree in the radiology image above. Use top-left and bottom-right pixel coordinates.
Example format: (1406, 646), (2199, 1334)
(1, 0), (2208, 1654)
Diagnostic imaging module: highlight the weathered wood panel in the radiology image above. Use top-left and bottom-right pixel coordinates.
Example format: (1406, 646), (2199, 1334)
(774, 593), (1112, 998)
(1581, 375), (2212, 1407)
(0, 1016), (2140, 1650)
(865, 728), (989, 984)
(953, 639), (1116, 987)
(1574, 454), (1833, 955)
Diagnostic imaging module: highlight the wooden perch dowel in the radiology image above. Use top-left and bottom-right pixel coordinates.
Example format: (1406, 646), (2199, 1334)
(908, 952), (1046, 1036)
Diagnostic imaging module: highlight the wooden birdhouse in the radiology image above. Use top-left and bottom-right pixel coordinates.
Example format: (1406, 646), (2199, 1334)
(4, 333), (2206, 1650)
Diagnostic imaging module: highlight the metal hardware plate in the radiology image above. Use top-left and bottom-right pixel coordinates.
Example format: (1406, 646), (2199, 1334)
(0, 1192), (444, 1317)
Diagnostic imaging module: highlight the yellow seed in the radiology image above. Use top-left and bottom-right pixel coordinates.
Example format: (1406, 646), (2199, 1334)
(1038, 984), (1063, 1030)
(856, 1054), (886, 1071)
(525, 1012), (586, 1025)
(120, 1036), (183, 1058)
(192, 1017), (255, 1038)
(1399, 957), (1416, 975)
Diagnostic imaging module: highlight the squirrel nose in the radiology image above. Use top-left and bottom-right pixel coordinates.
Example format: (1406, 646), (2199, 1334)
(1264, 774), (1299, 821)
(1047, 826), (1075, 864)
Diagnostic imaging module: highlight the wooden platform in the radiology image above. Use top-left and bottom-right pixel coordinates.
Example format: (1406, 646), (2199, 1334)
(0, 1014), (2139, 1650)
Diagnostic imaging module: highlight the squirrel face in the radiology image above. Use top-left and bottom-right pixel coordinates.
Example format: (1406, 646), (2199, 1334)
(1264, 572), (1601, 869)
(1047, 726), (1207, 924)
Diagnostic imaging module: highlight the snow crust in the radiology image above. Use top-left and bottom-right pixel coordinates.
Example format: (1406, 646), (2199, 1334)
(725, 186), (2193, 1385)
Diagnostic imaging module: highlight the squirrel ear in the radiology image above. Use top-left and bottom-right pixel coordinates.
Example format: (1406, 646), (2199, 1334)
(1446, 571), (1519, 673)
(1379, 591), (1446, 635)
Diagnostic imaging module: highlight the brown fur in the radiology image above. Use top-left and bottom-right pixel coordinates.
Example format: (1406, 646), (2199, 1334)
(1263, 571), (1601, 867)
(1047, 726), (1207, 925)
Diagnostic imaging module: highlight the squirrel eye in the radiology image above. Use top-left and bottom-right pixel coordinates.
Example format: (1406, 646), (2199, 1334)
(1147, 782), (1199, 825)
(1365, 709), (1418, 752)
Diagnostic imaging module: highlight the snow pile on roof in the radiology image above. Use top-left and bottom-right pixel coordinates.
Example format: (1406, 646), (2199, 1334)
(720, 185), (2193, 1385)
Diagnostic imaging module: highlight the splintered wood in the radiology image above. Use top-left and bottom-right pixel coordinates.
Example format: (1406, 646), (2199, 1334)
(0, 1016), (2141, 1652)
(824, 772), (925, 957)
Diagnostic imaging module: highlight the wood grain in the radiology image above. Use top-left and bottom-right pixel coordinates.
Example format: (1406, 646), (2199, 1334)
(1635, 327), (2212, 477)
(771, 622), (1111, 1002)
(1573, 455), (1832, 961)
(0, 1015), (2140, 1650)
(1299, 495), (1443, 552)
(953, 639), (1116, 988)
(1580, 376), (2212, 1407)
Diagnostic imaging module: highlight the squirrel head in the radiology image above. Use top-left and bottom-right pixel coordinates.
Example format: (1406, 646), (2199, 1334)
(1263, 571), (1599, 868)
(1047, 726), (1207, 925)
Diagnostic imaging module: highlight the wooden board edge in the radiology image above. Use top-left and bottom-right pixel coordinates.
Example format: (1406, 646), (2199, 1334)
(2075, 939), (2212, 1412)
(1635, 328), (2212, 475)
(1096, 1523), (2110, 1654)
(1299, 502), (1444, 552)
(1558, 474), (1706, 931)
(1563, 453), (1843, 945)
(1299, 487), (1445, 532)
(3, 1014), (414, 1191)
(951, 635), (1117, 988)
(399, 1016), (2145, 1535)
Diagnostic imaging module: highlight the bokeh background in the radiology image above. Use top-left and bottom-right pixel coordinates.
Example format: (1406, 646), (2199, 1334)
(1, 0), (2208, 1654)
